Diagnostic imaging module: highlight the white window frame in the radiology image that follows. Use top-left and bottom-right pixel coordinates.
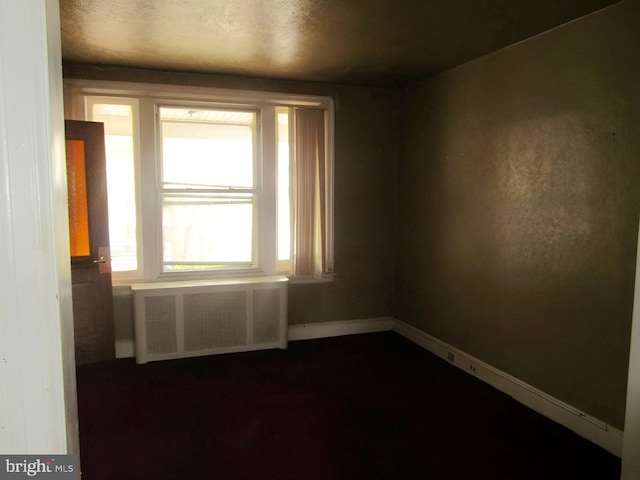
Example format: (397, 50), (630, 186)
(63, 79), (335, 285)
(156, 103), (261, 274)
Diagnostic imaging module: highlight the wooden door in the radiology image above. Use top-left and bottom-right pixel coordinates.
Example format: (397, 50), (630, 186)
(65, 120), (115, 365)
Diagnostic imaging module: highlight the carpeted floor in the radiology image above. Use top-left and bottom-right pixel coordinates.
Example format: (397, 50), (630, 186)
(76, 332), (621, 479)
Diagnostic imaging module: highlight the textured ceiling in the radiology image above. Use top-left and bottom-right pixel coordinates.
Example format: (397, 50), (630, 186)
(59, 0), (620, 87)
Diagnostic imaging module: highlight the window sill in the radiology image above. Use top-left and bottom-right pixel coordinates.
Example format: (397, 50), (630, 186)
(287, 273), (336, 285)
(130, 275), (289, 292)
(112, 272), (335, 289)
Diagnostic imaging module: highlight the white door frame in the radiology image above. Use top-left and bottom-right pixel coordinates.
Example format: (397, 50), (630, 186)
(0, 0), (78, 454)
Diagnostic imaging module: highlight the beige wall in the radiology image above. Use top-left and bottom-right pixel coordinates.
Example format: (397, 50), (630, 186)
(63, 64), (401, 338)
(396, 0), (640, 429)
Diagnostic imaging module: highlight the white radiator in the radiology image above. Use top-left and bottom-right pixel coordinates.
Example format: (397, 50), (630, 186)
(131, 276), (288, 364)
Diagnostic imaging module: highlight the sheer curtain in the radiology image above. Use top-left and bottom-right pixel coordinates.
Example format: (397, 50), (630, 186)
(292, 108), (329, 278)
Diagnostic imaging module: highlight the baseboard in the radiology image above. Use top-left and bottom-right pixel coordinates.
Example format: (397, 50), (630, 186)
(115, 339), (135, 359)
(114, 317), (395, 358)
(392, 319), (623, 457)
(288, 317), (394, 341)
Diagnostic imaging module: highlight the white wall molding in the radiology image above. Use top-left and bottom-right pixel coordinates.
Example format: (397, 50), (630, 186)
(393, 319), (623, 457)
(288, 317), (394, 341)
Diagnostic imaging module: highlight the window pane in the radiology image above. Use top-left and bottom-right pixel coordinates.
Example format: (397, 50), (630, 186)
(65, 140), (90, 257)
(91, 103), (137, 272)
(160, 107), (255, 189)
(159, 106), (257, 272)
(277, 109), (291, 262)
(162, 201), (254, 270)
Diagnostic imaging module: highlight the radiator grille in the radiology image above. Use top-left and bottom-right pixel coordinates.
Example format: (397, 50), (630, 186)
(253, 288), (281, 344)
(132, 276), (288, 363)
(184, 291), (247, 351)
(144, 295), (177, 354)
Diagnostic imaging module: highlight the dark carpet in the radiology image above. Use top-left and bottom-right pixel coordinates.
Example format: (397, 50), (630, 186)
(76, 332), (621, 479)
